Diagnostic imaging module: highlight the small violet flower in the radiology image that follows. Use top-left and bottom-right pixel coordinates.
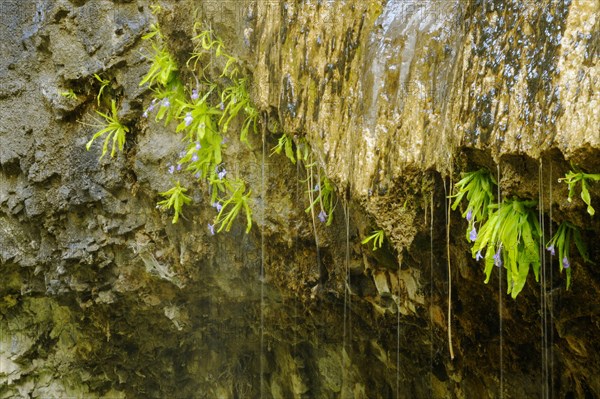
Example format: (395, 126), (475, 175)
(168, 165), (175, 174)
(162, 98), (170, 108)
(469, 226), (477, 242)
(219, 102), (225, 110)
(191, 153), (198, 162)
(562, 256), (570, 269)
(475, 251), (483, 261)
(208, 223), (215, 235)
(212, 202), (223, 212)
(218, 168), (227, 180)
(184, 112), (193, 126)
(176, 164), (182, 171)
(493, 247), (502, 267)
(546, 245), (555, 256)
(191, 89), (199, 101)
(195, 141), (201, 150)
(194, 172), (201, 179)
(466, 209), (473, 222)
(179, 150), (187, 158)
(318, 210), (327, 223)
(314, 184), (320, 192)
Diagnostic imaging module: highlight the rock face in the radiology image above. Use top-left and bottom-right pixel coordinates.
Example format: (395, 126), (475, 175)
(1, 1), (599, 398)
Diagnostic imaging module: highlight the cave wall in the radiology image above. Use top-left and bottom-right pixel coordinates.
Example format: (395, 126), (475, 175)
(1, 0), (599, 398)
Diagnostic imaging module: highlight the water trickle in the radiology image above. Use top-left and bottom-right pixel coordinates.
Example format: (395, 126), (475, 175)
(539, 158), (549, 399)
(429, 187), (434, 398)
(260, 116), (267, 398)
(342, 199), (352, 396)
(548, 161), (555, 397)
(497, 163), (504, 399)
(396, 263), (401, 399)
(443, 177), (454, 359)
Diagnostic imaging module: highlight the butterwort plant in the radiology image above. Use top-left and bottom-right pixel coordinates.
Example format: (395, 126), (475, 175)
(157, 181), (192, 224)
(213, 178), (253, 233)
(85, 99), (129, 159)
(545, 221), (591, 289)
(558, 166), (600, 216)
(305, 173), (336, 226)
(450, 169), (496, 242)
(471, 198), (541, 299)
(139, 23), (178, 88)
(361, 229), (385, 251)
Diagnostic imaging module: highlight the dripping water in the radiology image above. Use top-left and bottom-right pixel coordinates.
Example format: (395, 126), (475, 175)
(293, 154), (301, 361)
(342, 200), (351, 395)
(538, 158), (552, 398)
(259, 116), (266, 398)
(443, 177), (455, 359)
(549, 161), (555, 397)
(396, 264), (401, 399)
(497, 163), (504, 399)
(429, 188), (434, 398)
(539, 159), (548, 399)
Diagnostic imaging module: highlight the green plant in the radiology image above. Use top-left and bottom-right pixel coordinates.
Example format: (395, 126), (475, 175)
(136, 22), (257, 233)
(85, 99), (129, 159)
(219, 77), (258, 143)
(213, 179), (252, 233)
(305, 168), (336, 226)
(157, 181), (192, 223)
(361, 229), (385, 251)
(187, 28), (234, 75)
(60, 89), (77, 100)
(471, 198), (541, 299)
(175, 85), (221, 140)
(271, 133), (296, 164)
(450, 169), (496, 241)
(546, 221), (592, 289)
(93, 74), (110, 106)
(139, 24), (178, 88)
(558, 166), (600, 216)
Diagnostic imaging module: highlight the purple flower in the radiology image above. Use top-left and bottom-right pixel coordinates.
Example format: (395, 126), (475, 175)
(221, 137), (228, 145)
(466, 209), (473, 222)
(191, 153), (198, 162)
(318, 210), (327, 223)
(218, 169), (227, 180)
(475, 251), (483, 261)
(493, 247), (502, 267)
(194, 172), (201, 179)
(219, 102), (224, 110)
(562, 257), (570, 269)
(168, 165), (175, 174)
(314, 184), (320, 191)
(176, 164), (182, 171)
(143, 99), (156, 118)
(208, 223), (215, 235)
(162, 98), (170, 108)
(184, 112), (193, 126)
(469, 226), (477, 242)
(546, 245), (555, 256)
(191, 89), (199, 100)
(212, 202), (223, 212)
(195, 142), (201, 150)
(179, 150), (186, 158)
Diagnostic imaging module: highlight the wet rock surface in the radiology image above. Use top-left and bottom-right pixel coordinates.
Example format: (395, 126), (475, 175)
(1, 0), (599, 398)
